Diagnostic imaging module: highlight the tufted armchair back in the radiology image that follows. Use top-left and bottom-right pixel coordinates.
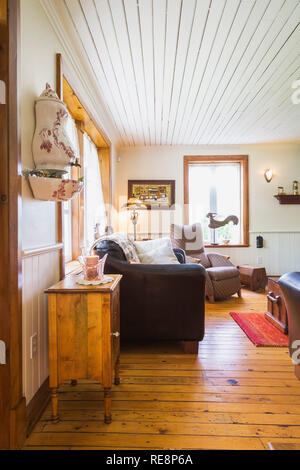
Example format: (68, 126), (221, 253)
(170, 222), (241, 301)
(170, 223), (211, 267)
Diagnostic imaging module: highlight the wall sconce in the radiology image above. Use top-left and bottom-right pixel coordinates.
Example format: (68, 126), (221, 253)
(264, 169), (273, 183)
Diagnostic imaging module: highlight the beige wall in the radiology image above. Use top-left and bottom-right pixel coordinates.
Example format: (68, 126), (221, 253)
(21, 0), (64, 403)
(20, 0), (116, 403)
(115, 143), (300, 274)
(21, 0), (117, 249)
(21, 0), (63, 249)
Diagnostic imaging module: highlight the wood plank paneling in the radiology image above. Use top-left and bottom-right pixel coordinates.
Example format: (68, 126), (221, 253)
(41, 0), (300, 145)
(140, 230), (300, 276)
(22, 249), (60, 404)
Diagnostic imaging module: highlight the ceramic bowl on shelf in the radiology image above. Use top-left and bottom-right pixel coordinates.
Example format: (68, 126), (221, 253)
(28, 175), (83, 202)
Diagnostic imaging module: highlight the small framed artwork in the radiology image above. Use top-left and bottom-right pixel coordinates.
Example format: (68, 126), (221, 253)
(128, 180), (175, 210)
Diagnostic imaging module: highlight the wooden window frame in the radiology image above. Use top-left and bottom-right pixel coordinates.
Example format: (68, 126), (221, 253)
(184, 155), (249, 247)
(56, 54), (111, 275)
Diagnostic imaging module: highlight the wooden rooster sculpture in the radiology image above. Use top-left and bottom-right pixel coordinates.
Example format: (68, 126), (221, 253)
(206, 212), (239, 245)
(206, 212), (239, 229)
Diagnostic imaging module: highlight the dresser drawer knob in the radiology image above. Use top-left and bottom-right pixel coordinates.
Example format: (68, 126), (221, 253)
(111, 332), (120, 337)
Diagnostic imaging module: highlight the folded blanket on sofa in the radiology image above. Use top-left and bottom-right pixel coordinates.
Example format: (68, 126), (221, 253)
(90, 232), (140, 263)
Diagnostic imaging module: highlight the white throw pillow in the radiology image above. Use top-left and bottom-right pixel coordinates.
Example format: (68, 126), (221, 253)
(134, 237), (179, 264)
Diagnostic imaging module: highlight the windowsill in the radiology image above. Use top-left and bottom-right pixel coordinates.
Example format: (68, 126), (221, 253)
(205, 244), (249, 248)
(65, 260), (81, 276)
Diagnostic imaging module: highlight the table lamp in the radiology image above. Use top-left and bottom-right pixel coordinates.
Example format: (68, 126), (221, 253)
(122, 197), (147, 241)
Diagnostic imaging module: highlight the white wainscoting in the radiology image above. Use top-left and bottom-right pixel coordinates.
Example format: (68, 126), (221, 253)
(138, 231), (300, 276)
(210, 232), (300, 276)
(22, 244), (61, 404)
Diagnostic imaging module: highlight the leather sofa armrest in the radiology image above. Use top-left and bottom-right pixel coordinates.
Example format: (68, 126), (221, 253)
(279, 272), (300, 359)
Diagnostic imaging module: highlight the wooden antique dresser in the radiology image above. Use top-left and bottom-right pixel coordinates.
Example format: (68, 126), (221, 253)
(265, 277), (288, 334)
(45, 274), (122, 424)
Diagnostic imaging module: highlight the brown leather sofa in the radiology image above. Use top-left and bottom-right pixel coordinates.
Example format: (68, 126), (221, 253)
(279, 272), (300, 380)
(93, 240), (206, 352)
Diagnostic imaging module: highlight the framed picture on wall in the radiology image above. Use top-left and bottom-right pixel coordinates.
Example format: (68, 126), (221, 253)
(128, 180), (175, 210)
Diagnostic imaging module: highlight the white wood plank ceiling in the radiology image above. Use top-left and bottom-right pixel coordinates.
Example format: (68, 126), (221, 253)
(52, 0), (300, 146)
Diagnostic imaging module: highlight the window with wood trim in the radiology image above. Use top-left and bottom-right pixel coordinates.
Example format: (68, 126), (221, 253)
(184, 156), (249, 247)
(63, 122), (108, 263)
(56, 54), (111, 270)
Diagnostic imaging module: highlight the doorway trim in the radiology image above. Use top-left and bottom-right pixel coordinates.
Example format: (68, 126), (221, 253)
(0, 0), (26, 449)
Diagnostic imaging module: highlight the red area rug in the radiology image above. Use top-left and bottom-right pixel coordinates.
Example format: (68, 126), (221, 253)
(230, 312), (289, 347)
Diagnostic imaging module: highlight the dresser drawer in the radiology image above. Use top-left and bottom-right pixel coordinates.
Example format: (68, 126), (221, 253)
(110, 285), (120, 367)
(265, 278), (288, 334)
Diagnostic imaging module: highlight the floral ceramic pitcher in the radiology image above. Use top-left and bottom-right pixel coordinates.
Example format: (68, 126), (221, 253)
(32, 83), (76, 171)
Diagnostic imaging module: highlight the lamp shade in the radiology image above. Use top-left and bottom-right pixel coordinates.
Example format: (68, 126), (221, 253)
(122, 197), (147, 209)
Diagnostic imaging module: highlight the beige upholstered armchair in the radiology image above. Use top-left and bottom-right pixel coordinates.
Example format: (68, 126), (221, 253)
(171, 223), (241, 302)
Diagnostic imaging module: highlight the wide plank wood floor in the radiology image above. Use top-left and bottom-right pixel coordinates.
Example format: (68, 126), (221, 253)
(24, 288), (300, 450)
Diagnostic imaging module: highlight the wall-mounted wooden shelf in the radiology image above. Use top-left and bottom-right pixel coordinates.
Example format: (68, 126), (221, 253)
(274, 194), (300, 204)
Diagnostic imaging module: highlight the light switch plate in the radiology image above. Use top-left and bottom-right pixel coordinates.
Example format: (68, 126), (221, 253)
(0, 340), (6, 364)
(0, 80), (6, 104)
(30, 333), (38, 359)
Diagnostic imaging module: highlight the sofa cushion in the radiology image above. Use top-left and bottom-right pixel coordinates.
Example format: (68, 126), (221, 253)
(206, 266), (239, 281)
(170, 223), (211, 267)
(134, 238), (179, 264)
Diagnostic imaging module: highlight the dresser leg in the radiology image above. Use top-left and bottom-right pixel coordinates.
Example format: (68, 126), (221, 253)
(114, 357), (120, 385)
(104, 388), (112, 424)
(51, 388), (59, 423)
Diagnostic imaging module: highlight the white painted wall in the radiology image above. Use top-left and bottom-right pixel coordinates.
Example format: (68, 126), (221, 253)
(21, 0), (61, 249)
(115, 143), (300, 275)
(21, 0), (64, 404)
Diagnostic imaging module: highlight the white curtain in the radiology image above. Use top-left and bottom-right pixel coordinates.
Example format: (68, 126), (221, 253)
(83, 133), (107, 248)
(63, 115), (80, 262)
(65, 114), (80, 157)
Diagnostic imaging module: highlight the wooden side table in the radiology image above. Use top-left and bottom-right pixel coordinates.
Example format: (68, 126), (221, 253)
(238, 265), (267, 291)
(45, 274), (122, 424)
